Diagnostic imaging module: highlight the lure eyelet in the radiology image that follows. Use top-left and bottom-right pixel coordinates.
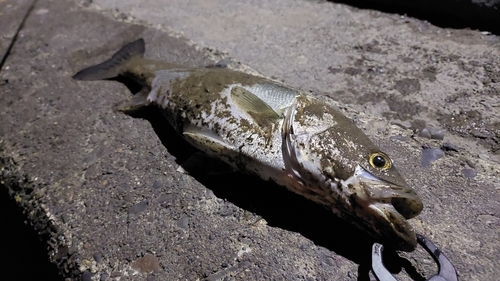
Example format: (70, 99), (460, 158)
(369, 152), (392, 170)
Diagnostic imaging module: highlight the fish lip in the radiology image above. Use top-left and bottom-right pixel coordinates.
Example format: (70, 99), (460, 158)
(340, 165), (419, 251)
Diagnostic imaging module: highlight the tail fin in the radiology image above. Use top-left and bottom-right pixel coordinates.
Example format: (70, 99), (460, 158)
(73, 39), (145, 81)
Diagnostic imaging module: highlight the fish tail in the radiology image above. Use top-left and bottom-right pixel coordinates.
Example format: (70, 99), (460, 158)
(73, 38), (146, 81)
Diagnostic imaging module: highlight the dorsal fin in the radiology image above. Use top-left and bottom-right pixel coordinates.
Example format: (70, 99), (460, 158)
(230, 86), (280, 126)
(73, 39), (145, 81)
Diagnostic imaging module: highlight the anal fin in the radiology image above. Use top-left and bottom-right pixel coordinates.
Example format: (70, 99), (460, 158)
(183, 125), (235, 156)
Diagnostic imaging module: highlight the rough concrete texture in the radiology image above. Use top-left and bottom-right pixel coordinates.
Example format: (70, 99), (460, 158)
(0, 0), (33, 62)
(1, 0), (499, 280)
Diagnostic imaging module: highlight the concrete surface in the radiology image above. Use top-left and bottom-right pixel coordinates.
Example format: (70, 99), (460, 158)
(0, 0), (34, 64)
(0, 0), (499, 280)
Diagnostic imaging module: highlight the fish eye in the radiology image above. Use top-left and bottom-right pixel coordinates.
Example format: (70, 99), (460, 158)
(369, 152), (392, 170)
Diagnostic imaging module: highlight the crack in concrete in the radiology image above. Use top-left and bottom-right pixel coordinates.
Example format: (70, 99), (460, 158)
(0, 0), (38, 72)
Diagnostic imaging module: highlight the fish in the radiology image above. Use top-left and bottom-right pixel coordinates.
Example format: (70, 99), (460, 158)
(73, 39), (423, 251)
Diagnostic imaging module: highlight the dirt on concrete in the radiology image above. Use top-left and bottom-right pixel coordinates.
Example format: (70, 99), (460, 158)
(1, 0), (499, 280)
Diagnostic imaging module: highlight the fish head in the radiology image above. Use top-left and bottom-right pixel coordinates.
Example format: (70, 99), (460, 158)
(284, 95), (423, 251)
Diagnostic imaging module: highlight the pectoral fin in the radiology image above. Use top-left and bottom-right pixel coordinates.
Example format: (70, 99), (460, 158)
(112, 88), (151, 113)
(231, 86), (280, 126)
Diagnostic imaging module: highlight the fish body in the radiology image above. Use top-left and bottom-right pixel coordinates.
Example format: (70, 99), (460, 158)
(74, 39), (423, 251)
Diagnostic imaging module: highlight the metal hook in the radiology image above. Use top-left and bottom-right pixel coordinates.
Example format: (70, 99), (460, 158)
(371, 234), (459, 281)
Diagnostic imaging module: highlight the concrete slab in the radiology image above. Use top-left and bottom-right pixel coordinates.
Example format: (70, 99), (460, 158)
(0, 0), (34, 66)
(0, 0), (499, 280)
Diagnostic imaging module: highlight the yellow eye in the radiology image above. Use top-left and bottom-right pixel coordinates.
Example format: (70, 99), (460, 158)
(369, 152), (392, 170)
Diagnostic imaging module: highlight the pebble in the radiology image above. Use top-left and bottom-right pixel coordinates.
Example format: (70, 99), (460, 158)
(93, 252), (103, 263)
(100, 273), (108, 281)
(421, 148), (444, 167)
(214, 58), (232, 68)
(123, 194), (135, 203)
(478, 214), (500, 224)
(81, 271), (93, 281)
(461, 168), (477, 178)
(84, 164), (100, 179)
(390, 121), (412, 130)
(419, 127), (445, 140)
(152, 180), (163, 189)
(441, 142), (459, 152)
(61, 213), (69, 224)
(177, 215), (189, 229)
(323, 257), (336, 266)
(465, 158), (476, 169)
(131, 254), (160, 274)
(128, 200), (148, 215)
(240, 238), (252, 245)
(157, 193), (173, 203)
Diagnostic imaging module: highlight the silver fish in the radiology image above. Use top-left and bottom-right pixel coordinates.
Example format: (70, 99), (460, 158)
(74, 39), (423, 251)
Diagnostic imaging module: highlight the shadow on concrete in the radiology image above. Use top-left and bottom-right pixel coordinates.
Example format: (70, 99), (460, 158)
(0, 187), (63, 281)
(330, 0), (500, 35)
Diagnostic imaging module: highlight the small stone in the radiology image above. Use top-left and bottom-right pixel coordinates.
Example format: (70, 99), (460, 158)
(240, 238), (252, 245)
(391, 121), (412, 130)
(131, 254), (160, 274)
(84, 164), (100, 179)
(323, 257), (336, 266)
(421, 148), (444, 167)
(100, 273), (108, 281)
(221, 262), (229, 268)
(128, 200), (148, 215)
(427, 127), (445, 140)
(157, 193), (173, 203)
(61, 213), (69, 224)
(177, 215), (189, 229)
(478, 214), (499, 224)
(441, 142), (459, 152)
(465, 158), (476, 169)
(418, 128), (432, 139)
(81, 270), (93, 281)
(123, 194), (134, 203)
(461, 168), (477, 178)
(152, 180), (163, 189)
(419, 127), (445, 140)
(214, 58), (232, 68)
(93, 252), (102, 263)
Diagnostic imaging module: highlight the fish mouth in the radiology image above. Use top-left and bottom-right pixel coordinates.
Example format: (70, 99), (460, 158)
(341, 165), (422, 251)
